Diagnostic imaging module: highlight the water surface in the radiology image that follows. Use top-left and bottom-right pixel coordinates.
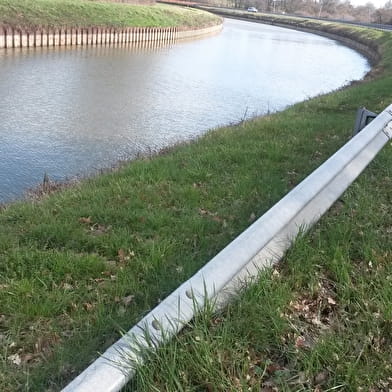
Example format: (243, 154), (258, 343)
(0, 18), (370, 202)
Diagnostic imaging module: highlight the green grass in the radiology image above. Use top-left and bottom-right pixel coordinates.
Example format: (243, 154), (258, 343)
(0, 0), (220, 29)
(131, 147), (392, 391)
(0, 12), (391, 392)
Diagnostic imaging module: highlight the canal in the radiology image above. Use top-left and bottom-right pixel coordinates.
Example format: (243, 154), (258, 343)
(0, 18), (370, 202)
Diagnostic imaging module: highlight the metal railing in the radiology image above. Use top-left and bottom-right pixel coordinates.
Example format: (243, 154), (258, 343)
(63, 104), (392, 392)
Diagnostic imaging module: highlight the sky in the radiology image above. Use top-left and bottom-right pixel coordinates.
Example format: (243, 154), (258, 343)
(349, 0), (388, 7)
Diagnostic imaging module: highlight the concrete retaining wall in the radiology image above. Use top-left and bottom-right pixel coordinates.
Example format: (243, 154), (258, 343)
(0, 23), (222, 50)
(177, 23), (222, 39)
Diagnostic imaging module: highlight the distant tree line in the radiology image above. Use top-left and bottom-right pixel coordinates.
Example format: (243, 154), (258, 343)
(198, 0), (392, 24)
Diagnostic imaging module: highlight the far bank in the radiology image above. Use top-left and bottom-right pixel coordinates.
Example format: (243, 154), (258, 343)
(0, 0), (220, 29)
(0, 0), (222, 49)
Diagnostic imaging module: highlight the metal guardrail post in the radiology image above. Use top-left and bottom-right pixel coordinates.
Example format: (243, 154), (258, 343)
(353, 107), (378, 136)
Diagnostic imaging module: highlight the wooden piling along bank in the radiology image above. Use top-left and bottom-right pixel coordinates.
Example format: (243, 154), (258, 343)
(0, 26), (178, 49)
(0, 24), (222, 49)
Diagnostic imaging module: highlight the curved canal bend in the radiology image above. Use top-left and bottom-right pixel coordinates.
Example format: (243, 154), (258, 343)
(0, 18), (370, 202)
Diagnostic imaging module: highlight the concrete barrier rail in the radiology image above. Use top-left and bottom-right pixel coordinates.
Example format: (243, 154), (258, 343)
(62, 105), (392, 391)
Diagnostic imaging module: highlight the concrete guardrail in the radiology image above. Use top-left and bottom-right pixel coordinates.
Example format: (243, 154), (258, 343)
(62, 104), (392, 391)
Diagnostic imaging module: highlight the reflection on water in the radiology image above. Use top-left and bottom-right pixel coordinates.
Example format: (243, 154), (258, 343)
(0, 18), (370, 202)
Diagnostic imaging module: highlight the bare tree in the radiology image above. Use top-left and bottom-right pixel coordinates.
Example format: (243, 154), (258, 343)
(193, 0), (392, 24)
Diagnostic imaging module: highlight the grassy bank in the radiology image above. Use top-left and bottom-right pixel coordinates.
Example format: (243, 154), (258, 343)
(128, 14), (392, 392)
(0, 14), (391, 392)
(0, 0), (220, 29)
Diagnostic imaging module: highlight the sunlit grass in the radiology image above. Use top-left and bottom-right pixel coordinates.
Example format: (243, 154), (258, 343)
(0, 0), (220, 29)
(131, 147), (392, 391)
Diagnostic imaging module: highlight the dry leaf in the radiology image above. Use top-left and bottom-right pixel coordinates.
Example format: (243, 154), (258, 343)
(175, 266), (183, 274)
(62, 283), (73, 291)
(199, 208), (208, 215)
(22, 353), (35, 363)
(311, 317), (322, 326)
(92, 278), (105, 284)
(79, 216), (92, 224)
(248, 212), (256, 222)
(8, 353), (21, 366)
(83, 303), (94, 312)
(118, 249), (134, 263)
(212, 215), (223, 223)
(122, 295), (134, 306)
(295, 336), (307, 348)
(314, 370), (329, 385)
(89, 224), (111, 236)
(267, 363), (282, 373)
